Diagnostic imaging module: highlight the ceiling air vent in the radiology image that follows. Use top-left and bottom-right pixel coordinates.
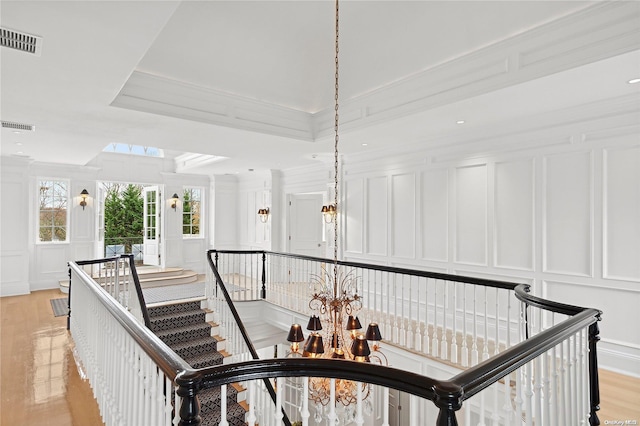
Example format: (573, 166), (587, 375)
(2, 121), (36, 132)
(1, 27), (42, 56)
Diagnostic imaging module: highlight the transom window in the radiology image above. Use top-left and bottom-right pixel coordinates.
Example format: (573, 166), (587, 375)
(38, 179), (68, 242)
(103, 143), (163, 157)
(183, 187), (202, 238)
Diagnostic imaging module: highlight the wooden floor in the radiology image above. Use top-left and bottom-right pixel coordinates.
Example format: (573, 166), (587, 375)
(1, 289), (639, 425)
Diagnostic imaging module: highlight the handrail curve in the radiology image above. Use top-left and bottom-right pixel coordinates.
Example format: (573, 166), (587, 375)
(206, 250), (291, 426)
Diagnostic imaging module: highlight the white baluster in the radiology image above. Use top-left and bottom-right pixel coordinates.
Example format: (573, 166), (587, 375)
(423, 276), (430, 355)
(301, 378), (310, 426)
(525, 362), (534, 426)
(327, 379), (337, 424)
(220, 384), (229, 426)
(165, 377), (173, 426)
(355, 382), (364, 426)
(409, 394), (419, 425)
(461, 283), (468, 367)
(559, 339), (569, 426)
(570, 334), (578, 426)
(535, 311), (543, 425)
(442, 280), (449, 360)
(581, 328), (589, 425)
(382, 386), (390, 426)
(432, 279), (439, 358)
(471, 286), (479, 366)
(275, 378), (283, 425)
(482, 287), (489, 362)
(451, 282), (458, 365)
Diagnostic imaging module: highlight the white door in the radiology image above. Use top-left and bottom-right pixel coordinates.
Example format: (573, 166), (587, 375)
(95, 184), (105, 258)
(143, 186), (161, 266)
(288, 194), (324, 257)
(389, 389), (410, 426)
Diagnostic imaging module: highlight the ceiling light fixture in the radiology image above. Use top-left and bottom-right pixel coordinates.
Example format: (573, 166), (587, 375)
(628, 78), (640, 84)
(287, 0), (386, 416)
(456, 120), (465, 124)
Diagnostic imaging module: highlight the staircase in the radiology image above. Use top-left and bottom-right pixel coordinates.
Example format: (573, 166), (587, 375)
(59, 266), (202, 293)
(147, 300), (248, 425)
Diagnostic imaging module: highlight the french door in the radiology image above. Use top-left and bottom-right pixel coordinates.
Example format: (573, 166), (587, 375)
(143, 186), (161, 266)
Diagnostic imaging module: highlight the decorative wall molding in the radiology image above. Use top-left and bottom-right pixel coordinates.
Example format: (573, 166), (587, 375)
(112, 71), (314, 141)
(111, 2), (640, 142)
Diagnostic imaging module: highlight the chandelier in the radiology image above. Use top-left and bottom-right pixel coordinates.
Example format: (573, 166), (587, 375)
(286, 0), (386, 412)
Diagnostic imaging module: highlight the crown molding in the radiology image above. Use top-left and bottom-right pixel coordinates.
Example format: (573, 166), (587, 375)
(112, 71), (314, 141)
(313, 1), (640, 138)
(112, 2), (639, 142)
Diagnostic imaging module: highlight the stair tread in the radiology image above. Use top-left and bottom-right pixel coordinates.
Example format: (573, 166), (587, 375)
(183, 351), (224, 368)
(154, 322), (211, 336)
(170, 335), (219, 351)
(149, 309), (205, 324)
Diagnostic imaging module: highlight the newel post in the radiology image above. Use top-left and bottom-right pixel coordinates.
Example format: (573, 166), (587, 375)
(434, 382), (463, 426)
(214, 252), (219, 297)
(261, 252), (267, 299)
(66, 262), (72, 330)
(588, 316), (602, 426)
(176, 373), (202, 426)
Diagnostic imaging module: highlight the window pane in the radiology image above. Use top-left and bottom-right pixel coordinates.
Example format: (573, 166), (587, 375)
(38, 179), (67, 242)
(40, 227), (52, 242)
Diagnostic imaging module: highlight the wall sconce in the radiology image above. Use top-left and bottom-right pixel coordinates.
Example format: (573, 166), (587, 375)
(170, 193), (180, 211)
(79, 189), (89, 210)
(321, 204), (336, 223)
(258, 208), (270, 223)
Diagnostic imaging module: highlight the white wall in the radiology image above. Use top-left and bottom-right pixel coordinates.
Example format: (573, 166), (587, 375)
(0, 153), (212, 295)
(0, 157), (31, 296)
(273, 96), (640, 377)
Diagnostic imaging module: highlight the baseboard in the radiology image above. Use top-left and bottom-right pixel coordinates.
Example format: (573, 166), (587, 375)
(0, 281), (30, 297)
(29, 280), (60, 292)
(598, 339), (640, 378)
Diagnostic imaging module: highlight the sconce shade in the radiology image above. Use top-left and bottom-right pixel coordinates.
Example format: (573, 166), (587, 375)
(365, 323), (382, 341)
(306, 315), (322, 331)
(304, 333), (325, 356)
(287, 324), (305, 343)
(350, 335), (371, 358)
(321, 205), (329, 213)
(346, 315), (362, 331)
(80, 189), (89, 197)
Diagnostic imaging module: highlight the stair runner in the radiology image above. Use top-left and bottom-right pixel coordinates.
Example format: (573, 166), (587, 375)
(147, 301), (246, 425)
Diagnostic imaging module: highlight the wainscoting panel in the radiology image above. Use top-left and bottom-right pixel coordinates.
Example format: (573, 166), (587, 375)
(543, 151), (592, 276)
(367, 176), (388, 256)
(421, 169), (448, 262)
(38, 245), (69, 275)
(604, 146), (640, 281)
(494, 159), (534, 271)
(345, 178), (364, 254)
(391, 173), (416, 259)
(0, 251), (29, 296)
(183, 239), (206, 273)
(455, 164), (487, 265)
(543, 279), (640, 375)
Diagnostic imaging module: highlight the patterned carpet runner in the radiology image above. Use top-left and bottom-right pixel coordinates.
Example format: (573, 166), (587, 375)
(147, 301), (246, 425)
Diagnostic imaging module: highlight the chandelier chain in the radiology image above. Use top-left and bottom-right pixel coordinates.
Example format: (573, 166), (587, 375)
(333, 0), (340, 280)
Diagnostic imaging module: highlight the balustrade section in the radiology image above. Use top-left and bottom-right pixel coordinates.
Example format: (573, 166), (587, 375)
(262, 252), (521, 370)
(69, 263), (180, 425)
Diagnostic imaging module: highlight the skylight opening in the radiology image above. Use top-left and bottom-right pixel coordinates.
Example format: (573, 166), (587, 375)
(103, 143), (164, 157)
